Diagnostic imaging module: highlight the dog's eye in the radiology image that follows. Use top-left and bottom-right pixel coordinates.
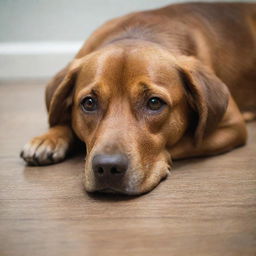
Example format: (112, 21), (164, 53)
(80, 96), (98, 112)
(147, 97), (165, 111)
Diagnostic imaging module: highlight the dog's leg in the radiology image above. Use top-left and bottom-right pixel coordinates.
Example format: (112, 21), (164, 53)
(21, 65), (75, 165)
(21, 125), (74, 165)
(170, 124), (246, 159)
(170, 97), (248, 159)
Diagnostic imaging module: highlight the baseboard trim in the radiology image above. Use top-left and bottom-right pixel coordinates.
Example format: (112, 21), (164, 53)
(0, 41), (83, 55)
(0, 41), (83, 79)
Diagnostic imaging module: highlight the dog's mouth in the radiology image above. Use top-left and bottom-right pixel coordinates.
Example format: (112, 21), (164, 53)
(98, 188), (123, 194)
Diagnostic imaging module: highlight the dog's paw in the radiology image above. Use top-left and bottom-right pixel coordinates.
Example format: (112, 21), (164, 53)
(20, 135), (70, 166)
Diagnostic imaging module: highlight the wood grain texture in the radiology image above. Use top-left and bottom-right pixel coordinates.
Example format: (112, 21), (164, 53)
(0, 81), (255, 256)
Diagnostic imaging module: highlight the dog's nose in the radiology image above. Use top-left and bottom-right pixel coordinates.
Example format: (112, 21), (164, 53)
(92, 154), (128, 179)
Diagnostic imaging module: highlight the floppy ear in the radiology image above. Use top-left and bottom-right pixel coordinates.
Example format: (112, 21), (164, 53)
(176, 56), (230, 145)
(48, 58), (85, 126)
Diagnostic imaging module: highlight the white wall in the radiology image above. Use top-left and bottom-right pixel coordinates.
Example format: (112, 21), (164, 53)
(0, 0), (253, 79)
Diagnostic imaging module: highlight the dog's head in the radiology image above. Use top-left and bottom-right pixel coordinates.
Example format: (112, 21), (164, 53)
(48, 41), (229, 194)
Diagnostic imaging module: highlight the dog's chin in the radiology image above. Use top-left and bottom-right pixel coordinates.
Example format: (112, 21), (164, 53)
(85, 185), (141, 195)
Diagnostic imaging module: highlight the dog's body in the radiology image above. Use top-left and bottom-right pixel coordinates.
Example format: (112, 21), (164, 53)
(21, 2), (256, 194)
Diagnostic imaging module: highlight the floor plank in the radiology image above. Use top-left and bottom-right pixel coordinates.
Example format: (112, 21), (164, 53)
(0, 81), (255, 256)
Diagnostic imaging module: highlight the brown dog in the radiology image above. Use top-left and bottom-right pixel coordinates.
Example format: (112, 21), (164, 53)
(21, 2), (256, 195)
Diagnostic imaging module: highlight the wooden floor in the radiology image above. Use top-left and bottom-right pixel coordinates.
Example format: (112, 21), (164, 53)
(0, 81), (255, 256)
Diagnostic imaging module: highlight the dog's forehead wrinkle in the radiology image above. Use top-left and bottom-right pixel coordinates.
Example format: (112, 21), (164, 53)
(94, 48), (130, 94)
(95, 48), (124, 76)
(78, 44), (180, 100)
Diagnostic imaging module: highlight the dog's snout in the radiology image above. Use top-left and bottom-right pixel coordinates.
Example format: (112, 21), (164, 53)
(92, 154), (129, 178)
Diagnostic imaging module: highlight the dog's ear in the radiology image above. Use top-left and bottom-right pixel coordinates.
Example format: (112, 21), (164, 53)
(176, 56), (230, 145)
(48, 58), (85, 126)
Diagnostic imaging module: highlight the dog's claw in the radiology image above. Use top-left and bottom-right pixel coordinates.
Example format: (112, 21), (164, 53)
(32, 154), (39, 165)
(47, 152), (54, 162)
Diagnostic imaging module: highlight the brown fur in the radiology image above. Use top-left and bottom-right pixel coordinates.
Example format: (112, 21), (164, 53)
(21, 2), (256, 195)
